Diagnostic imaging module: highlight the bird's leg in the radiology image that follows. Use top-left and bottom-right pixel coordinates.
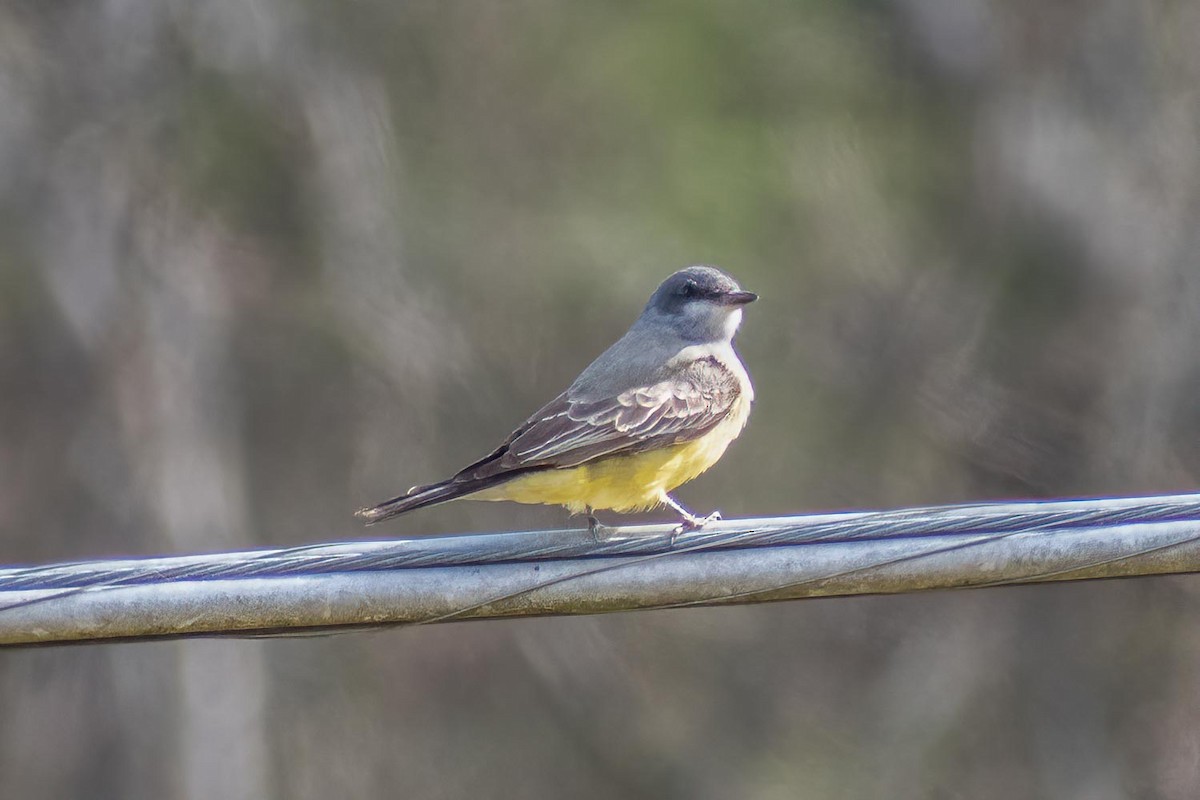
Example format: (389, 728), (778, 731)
(585, 507), (609, 542)
(659, 492), (722, 543)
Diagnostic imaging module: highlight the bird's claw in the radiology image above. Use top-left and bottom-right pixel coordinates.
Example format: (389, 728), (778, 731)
(587, 514), (611, 543)
(670, 510), (722, 544)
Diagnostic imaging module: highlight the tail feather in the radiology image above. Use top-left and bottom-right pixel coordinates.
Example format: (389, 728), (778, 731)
(354, 469), (538, 526)
(354, 481), (464, 526)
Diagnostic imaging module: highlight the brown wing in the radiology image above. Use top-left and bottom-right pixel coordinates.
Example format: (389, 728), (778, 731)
(454, 355), (743, 482)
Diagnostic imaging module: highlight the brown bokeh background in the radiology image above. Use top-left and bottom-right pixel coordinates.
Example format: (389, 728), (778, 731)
(3, 1), (1200, 797)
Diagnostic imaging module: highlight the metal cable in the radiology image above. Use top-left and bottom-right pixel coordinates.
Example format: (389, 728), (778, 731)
(4, 494), (1200, 590)
(2, 493), (1199, 646)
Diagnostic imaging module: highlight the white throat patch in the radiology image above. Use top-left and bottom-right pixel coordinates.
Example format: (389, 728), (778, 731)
(722, 308), (743, 341)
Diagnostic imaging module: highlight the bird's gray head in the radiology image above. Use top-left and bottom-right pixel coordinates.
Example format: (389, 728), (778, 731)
(641, 266), (757, 343)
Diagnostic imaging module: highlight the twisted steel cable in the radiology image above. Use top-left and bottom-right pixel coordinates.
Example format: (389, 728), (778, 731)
(3, 493), (1200, 646)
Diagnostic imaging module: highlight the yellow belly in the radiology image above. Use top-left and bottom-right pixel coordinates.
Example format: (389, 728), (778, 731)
(471, 400), (750, 514)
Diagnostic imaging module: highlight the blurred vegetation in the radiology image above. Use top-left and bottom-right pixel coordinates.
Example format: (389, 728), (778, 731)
(2, 1), (1199, 798)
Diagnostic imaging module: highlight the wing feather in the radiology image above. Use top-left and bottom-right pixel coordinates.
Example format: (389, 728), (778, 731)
(460, 355), (744, 481)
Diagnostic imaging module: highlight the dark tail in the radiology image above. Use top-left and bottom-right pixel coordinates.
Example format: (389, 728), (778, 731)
(354, 480), (467, 525)
(354, 469), (535, 526)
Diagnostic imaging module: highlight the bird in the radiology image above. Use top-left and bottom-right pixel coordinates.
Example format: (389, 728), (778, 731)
(355, 265), (756, 538)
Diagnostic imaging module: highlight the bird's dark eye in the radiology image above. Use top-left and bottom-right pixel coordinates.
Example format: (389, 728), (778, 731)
(680, 282), (698, 297)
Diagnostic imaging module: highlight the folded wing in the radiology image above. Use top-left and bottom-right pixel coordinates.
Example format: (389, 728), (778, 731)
(456, 354), (743, 481)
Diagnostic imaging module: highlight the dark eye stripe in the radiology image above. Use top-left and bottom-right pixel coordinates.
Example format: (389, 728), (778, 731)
(678, 281), (733, 300)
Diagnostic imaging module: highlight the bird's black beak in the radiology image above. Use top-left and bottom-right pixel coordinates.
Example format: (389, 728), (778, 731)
(721, 290), (758, 306)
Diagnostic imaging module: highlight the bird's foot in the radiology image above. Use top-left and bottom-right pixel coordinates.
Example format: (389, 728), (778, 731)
(587, 513), (612, 543)
(670, 510), (722, 544)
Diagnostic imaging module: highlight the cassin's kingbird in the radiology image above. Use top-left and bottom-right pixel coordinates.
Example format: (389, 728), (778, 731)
(356, 265), (756, 535)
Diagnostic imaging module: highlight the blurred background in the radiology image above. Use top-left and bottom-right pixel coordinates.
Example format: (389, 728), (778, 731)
(2, 0), (1199, 797)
